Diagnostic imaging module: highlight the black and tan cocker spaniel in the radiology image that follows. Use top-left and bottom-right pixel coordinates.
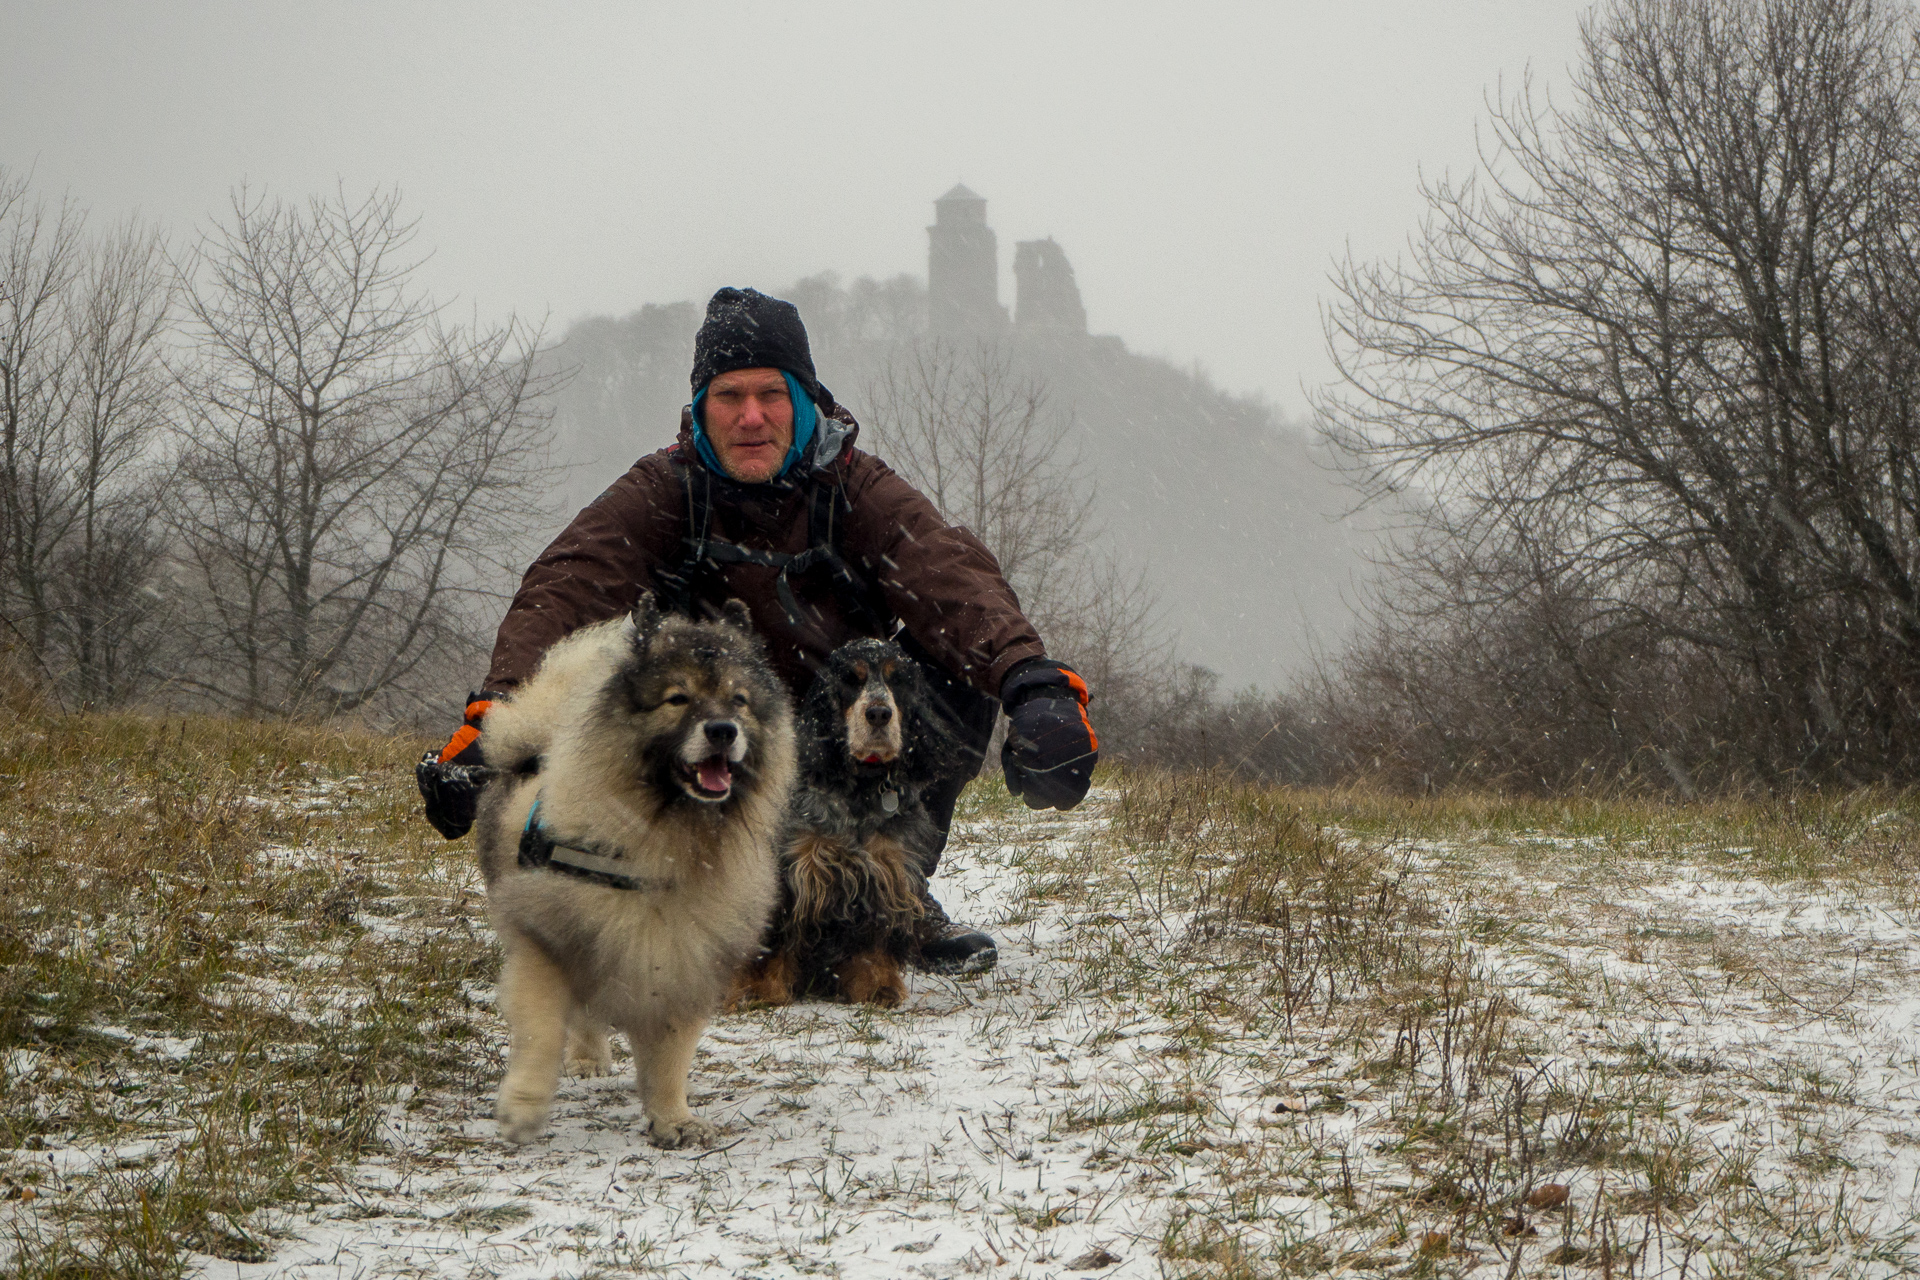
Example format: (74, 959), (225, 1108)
(731, 637), (958, 1008)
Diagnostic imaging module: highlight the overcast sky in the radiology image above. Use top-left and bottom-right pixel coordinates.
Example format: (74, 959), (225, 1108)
(3, 1), (1592, 420)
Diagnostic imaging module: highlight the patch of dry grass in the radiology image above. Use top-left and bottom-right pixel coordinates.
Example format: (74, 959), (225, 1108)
(0, 705), (491, 1278)
(1014, 766), (1920, 1277)
(1277, 781), (1920, 887)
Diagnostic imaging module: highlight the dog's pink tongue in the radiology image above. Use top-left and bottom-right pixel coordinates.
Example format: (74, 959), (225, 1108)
(697, 758), (732, 793)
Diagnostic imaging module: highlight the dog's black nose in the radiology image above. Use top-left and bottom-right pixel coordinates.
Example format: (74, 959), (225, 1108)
(704, 721), (738, 748)
(865, 704), (893, 728)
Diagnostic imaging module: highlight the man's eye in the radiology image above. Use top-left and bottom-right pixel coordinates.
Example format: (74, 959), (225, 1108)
(665, 693), (690, 706)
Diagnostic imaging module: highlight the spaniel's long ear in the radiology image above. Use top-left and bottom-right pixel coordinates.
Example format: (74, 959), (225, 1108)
(903, 673), (963, 787)
(628, 591), (664, 652)
(793, 670), (847, 782)
(719, 598), (753, 634)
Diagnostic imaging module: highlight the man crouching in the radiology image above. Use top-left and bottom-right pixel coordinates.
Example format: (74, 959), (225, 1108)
(423, 285), (1100, 975)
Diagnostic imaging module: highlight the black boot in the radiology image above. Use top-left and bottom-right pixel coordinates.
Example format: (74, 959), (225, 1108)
(912, 893), (997, 975)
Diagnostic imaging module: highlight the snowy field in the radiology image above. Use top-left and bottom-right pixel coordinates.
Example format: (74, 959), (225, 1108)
(9, 766), (1920, 1277)
(244, 799), (1156, 1280)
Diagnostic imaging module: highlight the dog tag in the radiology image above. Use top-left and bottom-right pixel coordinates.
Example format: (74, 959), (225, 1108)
(880, 789), (899, 814)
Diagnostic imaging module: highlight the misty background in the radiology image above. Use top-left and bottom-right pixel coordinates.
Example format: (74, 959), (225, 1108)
(1, 1), (1591, 693)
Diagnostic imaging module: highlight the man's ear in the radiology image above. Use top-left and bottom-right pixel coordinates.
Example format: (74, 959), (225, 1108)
(629, 592), (664, 651)
(719, 598), (753, 634)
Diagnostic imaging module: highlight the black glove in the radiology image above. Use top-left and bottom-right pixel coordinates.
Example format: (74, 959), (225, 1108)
(999, 659), (1097, 811)
(415, 691), (501, 840)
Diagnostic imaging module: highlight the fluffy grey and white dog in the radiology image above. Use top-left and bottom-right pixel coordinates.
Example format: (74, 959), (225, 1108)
(473, 593), (795, 1147)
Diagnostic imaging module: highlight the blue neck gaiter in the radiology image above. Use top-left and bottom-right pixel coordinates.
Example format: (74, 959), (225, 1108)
(690, 371), (818, 482)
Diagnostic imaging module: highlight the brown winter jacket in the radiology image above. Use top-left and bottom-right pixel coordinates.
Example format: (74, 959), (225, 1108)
(485, 410), (1046, 698)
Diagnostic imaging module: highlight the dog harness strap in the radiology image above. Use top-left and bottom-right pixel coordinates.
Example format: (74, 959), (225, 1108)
(544, 844), (675, 889)
(518, 796), (673, 893)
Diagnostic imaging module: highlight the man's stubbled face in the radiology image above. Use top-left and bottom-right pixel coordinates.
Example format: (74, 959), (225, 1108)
(704, 367), (794, 483)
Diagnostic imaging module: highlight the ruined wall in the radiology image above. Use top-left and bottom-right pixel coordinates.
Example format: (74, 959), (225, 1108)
(1013, 238), (1087, 335)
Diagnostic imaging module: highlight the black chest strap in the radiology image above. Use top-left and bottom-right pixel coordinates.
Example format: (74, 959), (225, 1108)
(518, 797), (674, 893)
(660, 456), (891, 638)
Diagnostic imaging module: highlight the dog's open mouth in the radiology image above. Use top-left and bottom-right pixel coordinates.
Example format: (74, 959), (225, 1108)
(678, 756), (734, 800)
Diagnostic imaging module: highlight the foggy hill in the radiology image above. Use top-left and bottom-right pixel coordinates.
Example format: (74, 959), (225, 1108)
(1030, 336), (1374, 689)
(530, 185), (1382, 691)
(534, 271), (1372, 692)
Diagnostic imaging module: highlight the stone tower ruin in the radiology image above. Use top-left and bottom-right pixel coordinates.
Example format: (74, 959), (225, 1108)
(1013, 237), (1087, 335)
(926, 184), (1007, 336)
(927, 187), (1090, 340)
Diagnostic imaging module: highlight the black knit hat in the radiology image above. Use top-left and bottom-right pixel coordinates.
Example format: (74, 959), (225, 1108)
(690, 287), (829, 408)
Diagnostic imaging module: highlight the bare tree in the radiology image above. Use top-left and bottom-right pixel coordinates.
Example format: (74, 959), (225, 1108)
(170, 187), (557, 719)
(51, 221), (174, 707)
(864, 339), (1093, 607)
(0, 169), (84, 676)
(1320, 0), (1920, 787)
(1037, 551), (1167, 698)
(865, 339), (1180, 756)
(0, 168), (172, 707)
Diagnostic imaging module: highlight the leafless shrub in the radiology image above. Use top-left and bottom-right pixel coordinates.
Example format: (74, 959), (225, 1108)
(1306, 532), (1756, 793)
(1111, 666), (1356, 782)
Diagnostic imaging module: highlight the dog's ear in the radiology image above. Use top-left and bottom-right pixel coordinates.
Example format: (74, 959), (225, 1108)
(628, 592), (663, 651)
(795, 666), (854, 784)
(719, 598), (753, 634)
(902, 680), (963, 788)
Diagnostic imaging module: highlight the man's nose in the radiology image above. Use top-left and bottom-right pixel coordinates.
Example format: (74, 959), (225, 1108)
(736, 396), (766, 428)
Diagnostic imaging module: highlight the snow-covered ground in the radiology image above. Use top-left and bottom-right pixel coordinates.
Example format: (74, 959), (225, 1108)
(13, 786), (1920, 1277)
(233, 799), (1182, 1279)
